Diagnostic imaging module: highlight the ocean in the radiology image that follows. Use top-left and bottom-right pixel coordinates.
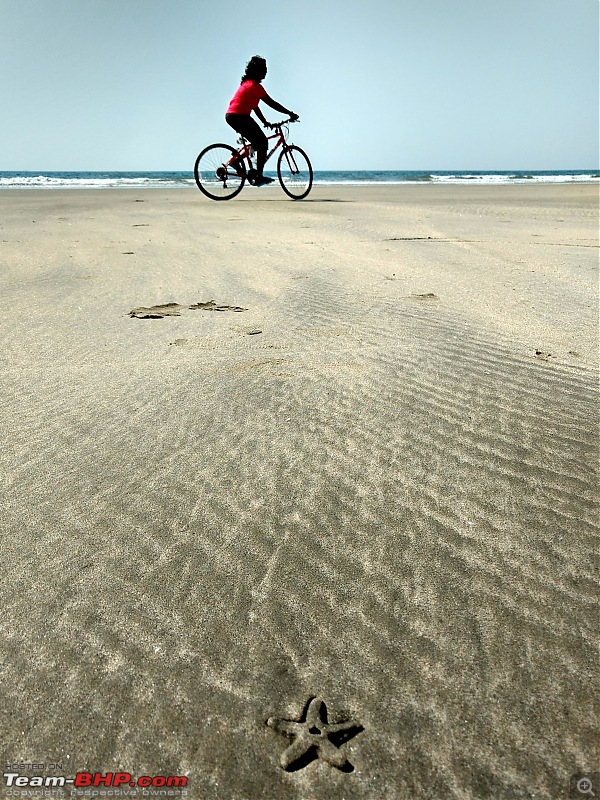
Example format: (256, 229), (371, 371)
(0, 170), (598, 189)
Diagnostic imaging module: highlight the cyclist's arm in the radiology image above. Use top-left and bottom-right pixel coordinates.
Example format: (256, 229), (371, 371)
(261, 93), (296, 118)
(254, 106), (269, 126)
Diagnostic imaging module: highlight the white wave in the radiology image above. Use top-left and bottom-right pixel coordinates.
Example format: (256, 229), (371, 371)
(0, 175), (195, 189)
(312, 176), (599, 186)
(1, 173), (597, 189)
(429, 173), (599, 184)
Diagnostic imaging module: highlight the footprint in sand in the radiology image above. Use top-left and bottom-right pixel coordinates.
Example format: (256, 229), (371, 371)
(535, 350), (555, 361)
(129, 300), (247, 319)
(411, 292), (439, 301)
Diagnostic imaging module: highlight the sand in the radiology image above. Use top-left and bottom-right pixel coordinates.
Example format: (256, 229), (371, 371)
(0, 183), (598, 800)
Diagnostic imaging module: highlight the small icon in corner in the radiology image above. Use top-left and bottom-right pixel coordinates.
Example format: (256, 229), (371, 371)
(571, 773), (600, 799)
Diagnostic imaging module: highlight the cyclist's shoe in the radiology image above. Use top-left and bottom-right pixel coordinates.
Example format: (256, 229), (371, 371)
(254, 175), (274, 186)
(247, 168), (257, 185)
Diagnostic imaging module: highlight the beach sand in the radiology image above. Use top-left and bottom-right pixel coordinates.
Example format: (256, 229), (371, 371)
(0, 184), (598, 799)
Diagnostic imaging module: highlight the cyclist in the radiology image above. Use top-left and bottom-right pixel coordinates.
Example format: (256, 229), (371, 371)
(226, 55), (298, 186)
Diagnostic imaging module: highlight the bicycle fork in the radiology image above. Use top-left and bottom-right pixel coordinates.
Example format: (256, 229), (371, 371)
(282, 147), (300, 175)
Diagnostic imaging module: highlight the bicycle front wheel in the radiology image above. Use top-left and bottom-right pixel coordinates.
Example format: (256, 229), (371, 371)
(277, 145), (313, 200)
(194, 144), (245, 201)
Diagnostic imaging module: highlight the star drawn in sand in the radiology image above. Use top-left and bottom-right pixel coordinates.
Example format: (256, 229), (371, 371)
(267, 697), (364, 772)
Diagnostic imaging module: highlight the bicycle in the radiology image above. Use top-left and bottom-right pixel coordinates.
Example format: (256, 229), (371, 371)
(193, 119), (313, 201)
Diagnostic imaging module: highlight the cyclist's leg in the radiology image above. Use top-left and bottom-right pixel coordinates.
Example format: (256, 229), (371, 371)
(226, 114), (268, 179)
(224, 114), (248, 173)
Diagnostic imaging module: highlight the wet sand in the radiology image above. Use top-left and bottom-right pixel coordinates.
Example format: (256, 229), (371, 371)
(0, 184), (598, 799)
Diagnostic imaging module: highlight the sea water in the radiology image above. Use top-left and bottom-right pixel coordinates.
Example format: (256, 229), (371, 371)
(0, 170), (598, 189)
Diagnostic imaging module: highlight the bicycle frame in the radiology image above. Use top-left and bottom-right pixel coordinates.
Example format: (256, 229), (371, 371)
(226, 125), (301, 179)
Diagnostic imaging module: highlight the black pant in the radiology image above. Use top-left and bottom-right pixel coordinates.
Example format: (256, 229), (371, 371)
(225, 113), (268, 153)
(225, 114), (268, 177)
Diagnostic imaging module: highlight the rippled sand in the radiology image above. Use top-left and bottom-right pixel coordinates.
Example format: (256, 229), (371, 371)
(0, 185), (598, 799)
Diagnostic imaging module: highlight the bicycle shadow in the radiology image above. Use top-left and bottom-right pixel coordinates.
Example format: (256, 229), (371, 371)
(239, 198), (353, 203)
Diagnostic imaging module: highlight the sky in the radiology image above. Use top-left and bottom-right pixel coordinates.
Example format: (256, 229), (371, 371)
(1, 0), (598, 171)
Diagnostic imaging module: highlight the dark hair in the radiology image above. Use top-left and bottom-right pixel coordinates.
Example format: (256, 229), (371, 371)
(241, 55), (267, 83)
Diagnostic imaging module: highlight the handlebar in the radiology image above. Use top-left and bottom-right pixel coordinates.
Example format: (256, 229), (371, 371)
(269, 117), (299, 129)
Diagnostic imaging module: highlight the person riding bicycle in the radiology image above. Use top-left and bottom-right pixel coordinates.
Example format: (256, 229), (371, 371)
(226, 56), (298, 187)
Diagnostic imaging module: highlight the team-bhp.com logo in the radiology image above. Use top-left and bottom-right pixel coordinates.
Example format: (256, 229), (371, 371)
(3, 772), (187, 790)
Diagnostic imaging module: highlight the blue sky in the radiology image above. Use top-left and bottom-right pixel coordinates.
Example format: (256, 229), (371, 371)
(1, 0), (598, 170)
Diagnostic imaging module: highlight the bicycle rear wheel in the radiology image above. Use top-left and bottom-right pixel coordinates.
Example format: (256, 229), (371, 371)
(194, 144), (245, 200)
(277, 145), (313, 200)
